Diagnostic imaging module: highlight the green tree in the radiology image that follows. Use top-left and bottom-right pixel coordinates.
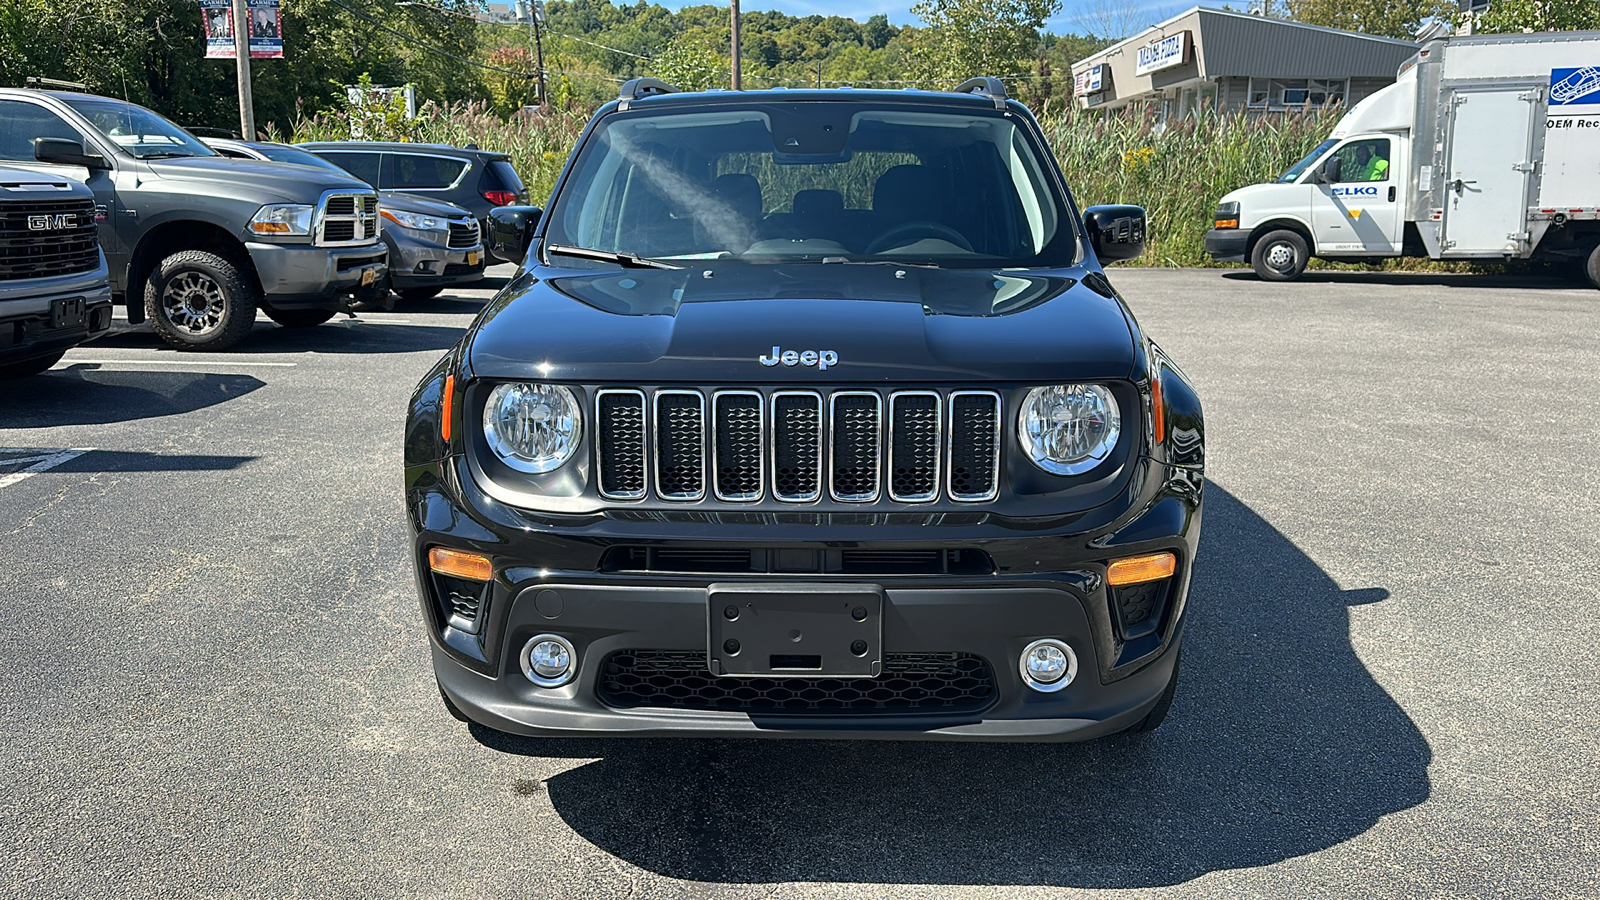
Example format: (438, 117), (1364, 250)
(651, 34), (725, 91)
(864, 14), (893, 50)
(1284, 0), (1450, 39)
(1472, 0), (1600, 32)
(908, 0), (1061, 87)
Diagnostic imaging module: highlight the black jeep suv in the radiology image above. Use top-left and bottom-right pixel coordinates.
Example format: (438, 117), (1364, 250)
(405, 78), (1204, 742)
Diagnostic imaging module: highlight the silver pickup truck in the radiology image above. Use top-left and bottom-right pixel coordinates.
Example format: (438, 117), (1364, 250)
(0, 166), (112, 378)
(0, 87), (387, 351)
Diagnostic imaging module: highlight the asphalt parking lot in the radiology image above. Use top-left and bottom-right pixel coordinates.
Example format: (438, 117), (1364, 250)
(1, 265), (1596, 898)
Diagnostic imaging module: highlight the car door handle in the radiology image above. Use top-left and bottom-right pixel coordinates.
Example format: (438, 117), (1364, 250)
(1388, 186), (1396, 202)
(1452, 179), (1478, 194)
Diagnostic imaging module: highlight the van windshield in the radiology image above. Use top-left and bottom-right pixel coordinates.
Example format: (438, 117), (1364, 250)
(542, 102), (1078, 269)
(1278, 139), (1338, 183)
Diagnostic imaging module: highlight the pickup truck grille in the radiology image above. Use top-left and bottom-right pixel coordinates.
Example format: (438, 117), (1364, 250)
(595, 388), (1001, 504)
(447, 219), (479, 249)
(316, 192), (379, 246)
(0, 198), (99, 281)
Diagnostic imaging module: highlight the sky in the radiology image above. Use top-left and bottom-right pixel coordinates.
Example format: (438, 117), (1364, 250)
(659, 0), (1210, 35)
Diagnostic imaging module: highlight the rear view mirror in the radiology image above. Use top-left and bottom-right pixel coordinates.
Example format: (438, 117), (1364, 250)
(1313, 156), (1342, 184)
(34, 137), (109, 170)
(488, 205), (543, 264)
(1083, 205), (1146, 263)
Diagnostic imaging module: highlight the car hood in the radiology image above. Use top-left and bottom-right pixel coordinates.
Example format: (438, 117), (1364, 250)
(466, 263), (1137, 383)
(1219, 181), (1305, 207)
(380, 191), (472, 218)
(143, 156), (371, 201)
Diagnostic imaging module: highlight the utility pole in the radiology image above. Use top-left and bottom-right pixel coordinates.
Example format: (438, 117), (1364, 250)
(730, 0), (741, 90)
(531, 2), (547, 107)
(232, 0), (255, 138)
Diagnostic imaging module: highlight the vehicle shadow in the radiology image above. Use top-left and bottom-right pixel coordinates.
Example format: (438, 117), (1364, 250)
(469, 484), (1431, 888)
(1219, 269), (1586, 290)
(0, 368), (266, 428)
(89, 317), (467, 354)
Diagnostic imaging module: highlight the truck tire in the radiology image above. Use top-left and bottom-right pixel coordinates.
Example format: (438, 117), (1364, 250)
(397, 286), (443, 302)
(0, 351), (65, 380)
(263, 307), (337, 328)
(1585, 244), (1600, 290)
(145, 250), (259, 352)
(1251, 230), (1309, 282)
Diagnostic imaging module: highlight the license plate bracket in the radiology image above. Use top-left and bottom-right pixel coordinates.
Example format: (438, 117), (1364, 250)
(466, 250), (479, 266)
(708, 583), (883, 678)
(359, 267), (378, 287)
(50, 296), (86, 329)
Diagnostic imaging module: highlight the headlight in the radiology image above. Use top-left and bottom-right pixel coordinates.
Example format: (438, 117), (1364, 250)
(1018, 384), (1121, 475)
(249, 203), (314, 235)
(381, 209), (446, 232)
(1213, 201), (1240, 229)
(483, 383), (582, 473)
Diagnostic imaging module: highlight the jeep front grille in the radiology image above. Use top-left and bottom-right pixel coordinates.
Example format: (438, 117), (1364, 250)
(316, 192), (379, 247)
(596, 388), (1001, 505)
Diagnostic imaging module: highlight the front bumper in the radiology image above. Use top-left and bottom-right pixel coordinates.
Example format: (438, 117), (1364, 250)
(411, 457), (1202, 742)
(1204, 228), (1248, 263)
(0, 261), (114, 365)
(387, 231), (486, 290)
(246, 241), (388, 308)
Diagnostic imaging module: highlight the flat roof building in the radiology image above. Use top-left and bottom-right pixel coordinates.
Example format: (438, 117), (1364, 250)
(1071, 7), (1420, 119)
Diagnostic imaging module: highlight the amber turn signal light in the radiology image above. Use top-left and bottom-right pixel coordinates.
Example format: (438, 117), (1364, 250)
(1150, 375), (1166, 445)
(441, 374), (455, 442)
(1213, 218), (1238, 229)
(1107, 551), (1176, 586)
(429, 546), (492, 582)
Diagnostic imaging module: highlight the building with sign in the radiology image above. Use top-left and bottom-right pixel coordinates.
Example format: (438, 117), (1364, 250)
(1071, 7), (1419, 119)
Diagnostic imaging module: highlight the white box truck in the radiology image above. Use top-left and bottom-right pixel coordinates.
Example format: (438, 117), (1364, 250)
(1204, 30), (1600, 287)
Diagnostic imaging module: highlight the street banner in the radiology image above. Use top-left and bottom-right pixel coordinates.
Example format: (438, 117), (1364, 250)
(202, 0), (283, 59)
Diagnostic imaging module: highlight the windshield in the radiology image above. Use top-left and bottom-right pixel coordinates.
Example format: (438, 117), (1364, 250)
(543, 103), (1077, 268)
(256, 144), (349, 174)
(1278, 139), (1338, 183)
(57, 96), (215, 160)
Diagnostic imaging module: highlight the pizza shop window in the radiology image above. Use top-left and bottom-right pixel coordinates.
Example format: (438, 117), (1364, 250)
(1247, 78), (1348, 109)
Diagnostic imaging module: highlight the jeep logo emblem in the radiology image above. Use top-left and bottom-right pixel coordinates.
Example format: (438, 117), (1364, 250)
(760, 346), (838, 371)
(27, 214), (75, 231)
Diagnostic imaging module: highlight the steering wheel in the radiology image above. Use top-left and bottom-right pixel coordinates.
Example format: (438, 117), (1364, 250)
(865, 221), (975, 255)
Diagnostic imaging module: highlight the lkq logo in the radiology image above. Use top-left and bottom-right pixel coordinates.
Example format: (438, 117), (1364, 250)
(27, 213), (75, 231)
(1331, 186), (1380, 197)
(760, 346), (839, 371)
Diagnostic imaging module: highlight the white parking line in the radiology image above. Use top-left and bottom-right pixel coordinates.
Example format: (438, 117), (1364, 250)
(61, 359), (297, 367)
(0, 448), (92, 490)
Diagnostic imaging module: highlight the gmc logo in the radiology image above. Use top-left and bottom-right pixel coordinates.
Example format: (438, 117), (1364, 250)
(27, 214), (76, 231)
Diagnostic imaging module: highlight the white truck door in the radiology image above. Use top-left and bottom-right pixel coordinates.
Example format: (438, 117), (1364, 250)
(1310, 136), (1402, 256)
(1441, 89), (1535, 255)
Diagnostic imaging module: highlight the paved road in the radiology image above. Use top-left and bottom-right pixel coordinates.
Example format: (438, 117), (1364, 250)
(1, 267), (1596, 898)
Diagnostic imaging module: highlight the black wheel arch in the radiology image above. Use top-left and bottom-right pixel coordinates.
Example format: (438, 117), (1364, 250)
(128, 221), (262, 324)
(1247, 219), (1316, 259)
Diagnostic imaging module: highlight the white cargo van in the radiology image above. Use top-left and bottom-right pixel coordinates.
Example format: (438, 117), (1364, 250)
(1205, 30), (1600, 286)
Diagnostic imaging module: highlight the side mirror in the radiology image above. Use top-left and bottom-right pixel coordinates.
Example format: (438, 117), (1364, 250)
(1083, 205), (1146, 263)
(1313, 156), (1342, 184)
(487, 205), (542, 263)
(35, 137), (109, 170)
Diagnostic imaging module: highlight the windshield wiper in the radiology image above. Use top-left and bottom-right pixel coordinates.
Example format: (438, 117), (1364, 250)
(546, 244), (682, 270)
(137, 151), (198, 160)
(819, 257), (939, 269)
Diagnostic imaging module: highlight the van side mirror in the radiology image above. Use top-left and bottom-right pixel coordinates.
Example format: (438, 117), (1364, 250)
(488, 205), (542, 263)
(35, 137), (109, 170)
(1313, 156), (1342, 184)
(1083, 205), (1146, 263)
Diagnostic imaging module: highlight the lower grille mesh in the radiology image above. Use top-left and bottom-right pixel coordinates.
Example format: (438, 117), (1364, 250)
(599, 650), (997, 713)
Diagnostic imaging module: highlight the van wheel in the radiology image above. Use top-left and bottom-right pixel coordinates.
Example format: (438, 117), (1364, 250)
(145, 250), (258, 351)
(1251, 230), (1309, 282)
(1585, 244), (1600, 290)
(263, 307), (337, 328)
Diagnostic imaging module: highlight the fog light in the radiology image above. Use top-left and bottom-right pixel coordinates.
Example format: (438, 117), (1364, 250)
(1019, 639), (1077, 693)
(520, 634), (576, 688)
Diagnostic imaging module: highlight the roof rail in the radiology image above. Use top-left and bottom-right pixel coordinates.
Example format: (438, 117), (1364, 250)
(953, 77), (1008, 108)
(617, 77), (680, 110)
(25, 76), (88, 91)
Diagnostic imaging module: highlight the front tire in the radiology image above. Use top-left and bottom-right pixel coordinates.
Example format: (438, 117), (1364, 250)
(144, 250), (259, 351)
(1251, 229), (1309, 282)
(1122, 650), (1180, 735)
(0, 351), (65, 379)
(1584, 243), (1600, 290)
(262, 307), (337, 328)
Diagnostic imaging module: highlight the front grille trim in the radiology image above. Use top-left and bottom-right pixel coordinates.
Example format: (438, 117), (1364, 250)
(829, 390), (883, 503)
(947, 390), (1002, 503)
(653, 389), (707, 501)
(888, 390), (942, 503)
(712, 390), (765, 502)
(770, 390), (824, 503)
(596, 388), (648, 501)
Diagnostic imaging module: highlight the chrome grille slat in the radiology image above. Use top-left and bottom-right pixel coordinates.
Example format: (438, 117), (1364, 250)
(829, 391), (882, 502)
(654, 390), (706, 501)
(713, 391), (764, 501)
(596, 389), (647, 500)
(593, 388), (1001, 505)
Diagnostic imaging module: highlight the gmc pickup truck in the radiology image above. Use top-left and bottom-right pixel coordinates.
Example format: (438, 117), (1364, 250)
(0, 88), (386, 350)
